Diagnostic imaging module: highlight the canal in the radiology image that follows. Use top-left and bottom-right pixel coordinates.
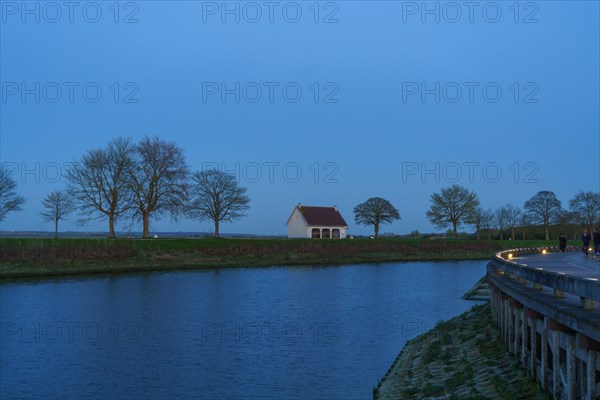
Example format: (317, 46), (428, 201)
(0, 260), (486, 399)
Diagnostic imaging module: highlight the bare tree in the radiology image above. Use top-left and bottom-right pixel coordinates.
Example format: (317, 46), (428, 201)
(495, 207), (508, 240)
(524, 191), (562, 240)
(40, 190), (75, 239)
(188, 169), (250, 238)
(426, 184), (479, 238)
(504, 204), (522, 241)
(555, 210), (576, 241)
(353, 197), (400, 239)
(0, 168), (25, 221)
(128, 136), (190, 238)
(569, 191), (600, 232)
(479, 208), (495, 240)
(67, 137), (135, 238)
(519, 213), (530, 240)
(471, 207), (483, 240)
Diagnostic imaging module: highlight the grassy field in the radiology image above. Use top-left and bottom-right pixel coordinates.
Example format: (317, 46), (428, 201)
(0, 237), (564, 280)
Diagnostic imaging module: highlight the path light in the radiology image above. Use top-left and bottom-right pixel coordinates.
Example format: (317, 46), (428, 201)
(542, 249), (547, 254)
(508, 253), (513, 260)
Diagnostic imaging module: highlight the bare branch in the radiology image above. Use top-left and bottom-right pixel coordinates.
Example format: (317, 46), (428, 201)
(0, 168), (25, 221)
(128, 136), (190, 238)
(426, 184), (480, 238)
(66, 137), (135, 238)
(188, 169), (250, 238)
(40, 190), (75, 239)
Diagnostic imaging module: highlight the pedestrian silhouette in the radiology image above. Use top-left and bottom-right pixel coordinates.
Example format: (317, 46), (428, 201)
(582, 230), (591, 256)
(558, 233), (567, 252)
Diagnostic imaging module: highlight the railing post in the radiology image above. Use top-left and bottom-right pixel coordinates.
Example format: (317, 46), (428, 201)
(566, 335), (576, 400)
(551, 330), (560, 399)
(504, 300), (515, 353)
(529, 316), (537, 376)
(513, 306), (519, 357)
(541, 322), (548, 390)
(586, 350), (597, 400)
(521, 308), (527, 367)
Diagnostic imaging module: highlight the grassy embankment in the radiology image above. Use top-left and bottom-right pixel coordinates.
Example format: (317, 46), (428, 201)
(0, 237), (558, 279)
(373, 304), (551, 400)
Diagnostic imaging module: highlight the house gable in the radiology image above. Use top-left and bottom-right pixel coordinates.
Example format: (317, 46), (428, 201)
(286, 206), (309, 227)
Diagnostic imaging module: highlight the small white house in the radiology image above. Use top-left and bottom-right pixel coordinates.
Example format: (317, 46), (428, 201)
(286, 204), (348, 239)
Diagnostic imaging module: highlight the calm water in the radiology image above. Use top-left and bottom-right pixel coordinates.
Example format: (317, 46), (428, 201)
(1, 261), (486, 399)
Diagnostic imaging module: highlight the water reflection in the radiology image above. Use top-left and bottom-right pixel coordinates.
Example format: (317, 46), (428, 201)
(1, 261), (487, 399)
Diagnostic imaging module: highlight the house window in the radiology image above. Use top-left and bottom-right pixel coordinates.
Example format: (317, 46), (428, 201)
(332, 229), (340, 239)
(311, 228), (321, 238)
(322, 229), (330, 239)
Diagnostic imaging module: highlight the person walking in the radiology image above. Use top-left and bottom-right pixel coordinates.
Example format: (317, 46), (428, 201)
(593, 228), (600, 255)
(582, 229), (591, 256)
(558, 233), (567, 252)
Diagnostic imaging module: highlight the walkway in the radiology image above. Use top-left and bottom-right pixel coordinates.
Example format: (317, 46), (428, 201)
(511, 251), (599, 281)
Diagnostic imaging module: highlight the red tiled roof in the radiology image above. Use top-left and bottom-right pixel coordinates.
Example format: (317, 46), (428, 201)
(297, 206), (347, 227)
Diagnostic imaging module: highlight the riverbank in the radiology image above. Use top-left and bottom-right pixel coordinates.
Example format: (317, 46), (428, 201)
(0, 237), (553, 280)
(373, 304), (550, 400)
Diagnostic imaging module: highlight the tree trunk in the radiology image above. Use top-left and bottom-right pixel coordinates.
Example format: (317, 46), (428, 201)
(499, 230), (504, 240)
(374, 222), (379, 239)
(544, 224), (550, 241)
(54, 208), (59, 240)
(109, 214), (115, 238)
(142, 212), (150, 238)
(452, 222), (457, 238)
(214, 220), (220, 239)
(476, 228), (480, 240)
(511, 229), (515, 241)
(487, 232), (491, 240)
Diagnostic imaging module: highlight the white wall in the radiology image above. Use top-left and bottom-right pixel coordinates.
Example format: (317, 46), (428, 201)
(287, 208), (310, 238)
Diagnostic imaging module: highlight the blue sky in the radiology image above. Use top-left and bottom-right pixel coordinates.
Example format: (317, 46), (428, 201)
(1, 1), (599, 236)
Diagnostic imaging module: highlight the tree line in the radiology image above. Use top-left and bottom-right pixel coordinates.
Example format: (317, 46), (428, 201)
(353, 185), (600, 240)
(1, 139), (599, 240)
(0, 136), (249, 239)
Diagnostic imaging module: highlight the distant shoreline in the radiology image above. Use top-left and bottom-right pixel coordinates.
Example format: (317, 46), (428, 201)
(0, 238), (563, 280)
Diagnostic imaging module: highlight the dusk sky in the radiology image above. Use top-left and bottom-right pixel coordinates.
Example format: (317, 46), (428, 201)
(1, 1), (599, 236)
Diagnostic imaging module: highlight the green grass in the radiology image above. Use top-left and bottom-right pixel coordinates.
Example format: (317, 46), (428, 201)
(373, 304), (552, 400)
(0, 237), (563, 280)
